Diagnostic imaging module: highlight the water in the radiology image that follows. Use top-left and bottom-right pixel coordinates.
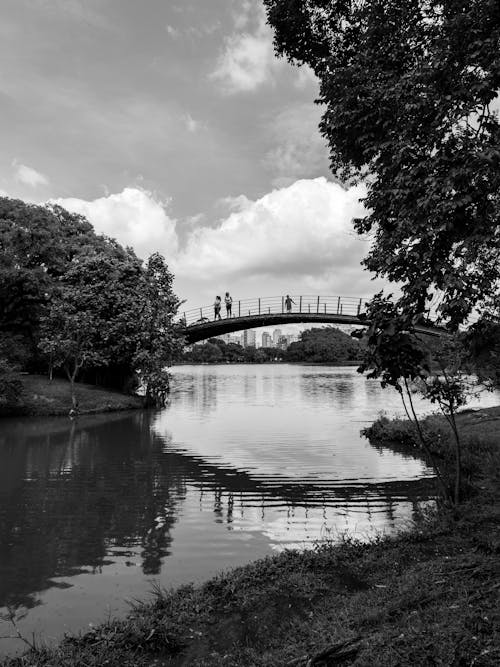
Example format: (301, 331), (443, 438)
(0, 364), (497, 655)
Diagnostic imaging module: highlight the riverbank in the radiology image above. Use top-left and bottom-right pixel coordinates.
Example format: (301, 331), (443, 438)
(3, 406), (499, 666)
(1, 374), (142, 417)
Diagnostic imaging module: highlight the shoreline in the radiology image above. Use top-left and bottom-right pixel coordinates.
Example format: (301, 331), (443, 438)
(3, 405), (499, 665)
(2, 364), (361, 417)
(1, 374), (143, 418)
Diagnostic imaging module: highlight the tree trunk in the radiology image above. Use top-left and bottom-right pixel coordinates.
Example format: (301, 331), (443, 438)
(65, 362), (80, 414)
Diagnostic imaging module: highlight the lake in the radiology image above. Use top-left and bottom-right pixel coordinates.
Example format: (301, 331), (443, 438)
(1, 364), (497, 655)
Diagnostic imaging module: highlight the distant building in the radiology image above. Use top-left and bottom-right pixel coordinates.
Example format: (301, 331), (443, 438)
(276, 334), (299, 350)
(272, 329), (282, 346)
(262, 332), (273, 348)
(218, 333), (242, 346)
(242, 329), (256, 348)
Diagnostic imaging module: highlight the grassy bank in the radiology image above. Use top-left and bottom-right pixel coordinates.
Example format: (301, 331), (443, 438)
(2, 407), (499, 666)
(1, 374), (142, 417)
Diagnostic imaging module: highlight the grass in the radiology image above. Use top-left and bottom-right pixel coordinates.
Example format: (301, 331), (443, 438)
(3, 374), (142, 417)
(1, 407), (499, 666)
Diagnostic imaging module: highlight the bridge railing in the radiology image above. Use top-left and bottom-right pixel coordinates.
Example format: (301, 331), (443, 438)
(180, 295), (368, 327)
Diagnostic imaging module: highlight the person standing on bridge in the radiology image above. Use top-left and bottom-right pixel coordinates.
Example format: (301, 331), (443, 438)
(214, 295), (222, 320)
(225, 291), (233, 318)
(285, 294), (295, 313)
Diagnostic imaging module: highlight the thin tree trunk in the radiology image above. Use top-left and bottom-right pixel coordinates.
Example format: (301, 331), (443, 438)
(404, 378), (452, 504)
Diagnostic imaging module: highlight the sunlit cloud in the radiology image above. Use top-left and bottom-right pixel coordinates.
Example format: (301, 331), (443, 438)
(49, 178), (383, 306)
(52, 188), (178, 260)
(13, 161), (50, 188)
(210, 2), (282, 93)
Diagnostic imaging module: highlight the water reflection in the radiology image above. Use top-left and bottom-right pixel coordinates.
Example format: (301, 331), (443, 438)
(0, 413), (185, 612)
(4, 364), (491, 654)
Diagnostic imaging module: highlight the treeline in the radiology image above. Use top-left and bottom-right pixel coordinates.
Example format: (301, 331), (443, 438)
(177, 327), (364, 364)
(0, 197), (182, 412)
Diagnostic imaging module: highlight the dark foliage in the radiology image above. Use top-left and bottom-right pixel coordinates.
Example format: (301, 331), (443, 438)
(265, 0), (500, 328)
(0, 197), (182, 410)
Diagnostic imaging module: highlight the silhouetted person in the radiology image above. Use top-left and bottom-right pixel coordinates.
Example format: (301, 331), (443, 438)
(225, 292), (233, 317)
(214, 295), (222, 320)
(285, 294), (295, 313)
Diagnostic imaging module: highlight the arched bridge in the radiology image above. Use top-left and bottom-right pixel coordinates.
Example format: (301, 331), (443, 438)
(179, 295), (443, 344)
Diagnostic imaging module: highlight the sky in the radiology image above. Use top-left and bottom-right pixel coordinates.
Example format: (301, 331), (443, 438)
(0, 0), (387, 315)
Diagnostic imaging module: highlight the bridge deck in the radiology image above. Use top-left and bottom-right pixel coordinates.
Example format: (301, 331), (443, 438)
(179, 295), (443, 344)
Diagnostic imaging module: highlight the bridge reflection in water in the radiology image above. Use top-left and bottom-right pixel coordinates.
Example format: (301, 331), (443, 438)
(0, 365), (440, 655)
(0, 410), (433, 615)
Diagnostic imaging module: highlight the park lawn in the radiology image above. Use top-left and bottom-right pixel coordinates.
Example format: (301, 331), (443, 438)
(2, 407), (499, 666)
(7, 374), (142, 416)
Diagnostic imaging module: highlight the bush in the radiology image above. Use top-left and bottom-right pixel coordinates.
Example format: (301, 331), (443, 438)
(0, 359), (24, 415)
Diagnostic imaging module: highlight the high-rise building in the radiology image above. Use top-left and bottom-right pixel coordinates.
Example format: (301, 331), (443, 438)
(272, 329), (282, 346)
(243, 329), (256, 348)
(262, 332), (273, 348)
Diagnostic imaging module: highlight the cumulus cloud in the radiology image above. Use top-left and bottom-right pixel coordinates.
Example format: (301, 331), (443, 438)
(52, 188), (178, 260)
(50, 179), (381, 306)
(211, 2), (282, 93)
(174, 178), (377, 300)
(13, 161), (49, 188)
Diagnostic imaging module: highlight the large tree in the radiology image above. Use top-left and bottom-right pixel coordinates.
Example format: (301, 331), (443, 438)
(265, 1), (500, 504)
(0, 197), (182, 409)
(264, 0), (500, 327)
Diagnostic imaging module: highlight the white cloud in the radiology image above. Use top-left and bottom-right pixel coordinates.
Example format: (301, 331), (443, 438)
(52, 188), (178, 260)
(211, 3), (282, 93)
(174, 178), (378, 301)
(13, 162), (49, 188)
(50, 179), (382, 307)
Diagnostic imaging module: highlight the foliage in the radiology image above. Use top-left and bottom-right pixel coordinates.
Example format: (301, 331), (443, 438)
(287, 326), (362, 363)
(0, 358), (24, 414)
(265, 0), (500, 328)
(462, 318), (500, 387)
(133, 253), (183, 407)
(178, 338), (283, 364)
(358, 294), (477, 504)
(0, 196), (182, 409)
(265, 3), (500, 501)
(177, 327), (362, 364)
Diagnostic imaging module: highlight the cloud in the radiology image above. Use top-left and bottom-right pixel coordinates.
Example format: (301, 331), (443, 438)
(183, 113), (202, 133)
(263, 104), (330, 186)
(210, 2), (282, 93)
(50, 179), (382, 306)
(13, 162), (50, 188)
(52, 188), (178, 260)
(175, 178), (375, 297)
(166, 24), (179, 38)
(294, 64), (318, 90)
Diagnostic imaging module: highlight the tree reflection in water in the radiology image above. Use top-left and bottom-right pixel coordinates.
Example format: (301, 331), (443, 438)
(0, 405), (435, 624)
(0, 412), (184, 611)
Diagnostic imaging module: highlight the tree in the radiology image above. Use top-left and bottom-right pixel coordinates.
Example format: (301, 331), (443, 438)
(286, 327), (362, 362)
(0, 197), (182, 409)
(133, 253), (183, 407)
(358, 294), (479, 504)
(39, 252), (124, 409)
(265, 0), (500, 327)
(265, 1), (500, 504)
(0, 197), (118, 369)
